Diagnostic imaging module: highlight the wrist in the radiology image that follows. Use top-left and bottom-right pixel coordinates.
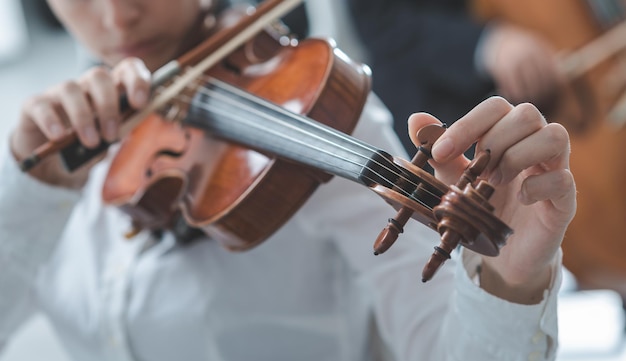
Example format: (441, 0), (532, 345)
(479, 260), (552, 305)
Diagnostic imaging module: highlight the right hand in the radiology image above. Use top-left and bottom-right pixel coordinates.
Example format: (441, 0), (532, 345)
(10, 58), (152, 189)
(479, 23), (565, 105)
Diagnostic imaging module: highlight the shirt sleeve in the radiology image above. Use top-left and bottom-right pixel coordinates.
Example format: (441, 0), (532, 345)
(0, 144), (80, 342)
(441, 249), (562, 361)
(360, 246), (561, 361)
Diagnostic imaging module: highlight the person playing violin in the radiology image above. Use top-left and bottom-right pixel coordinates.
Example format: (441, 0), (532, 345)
(0, 0), (575, 360)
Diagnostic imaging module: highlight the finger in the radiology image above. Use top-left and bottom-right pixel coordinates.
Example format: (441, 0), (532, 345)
(54, 81), (100, 148)
(475, 102), (547, 176)
(80, 67), (119, 142)
(535, 57), (557, 97)
(111, 57), (151, 109)
(519, 168), (576, 215)
(490, 122), (570, 186)
(525, 55), (556, 101)
(21, 97), (66, 141)
(431, 96), (513, 162)
(540, 61), (565, 102)
(518, 57), (543, 101)
(407, 112), (469, 181)
(407, 112), (441, 147)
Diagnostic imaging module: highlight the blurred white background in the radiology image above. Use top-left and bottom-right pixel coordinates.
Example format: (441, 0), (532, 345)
(0, 0), (625, 360)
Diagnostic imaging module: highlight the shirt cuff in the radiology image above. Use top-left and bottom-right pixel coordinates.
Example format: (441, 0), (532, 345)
(0, 148), (81, 278)
(451, 248), (562, 360)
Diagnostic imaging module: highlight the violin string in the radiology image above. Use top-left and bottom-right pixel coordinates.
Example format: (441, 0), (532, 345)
(199, 79), (449, 206)
(170, 80), (442, 210)
(174, 84), (385, 179)
(178, 90), (428, 202)
(180, 82), (443, 210)
(193, 78), (433, 188)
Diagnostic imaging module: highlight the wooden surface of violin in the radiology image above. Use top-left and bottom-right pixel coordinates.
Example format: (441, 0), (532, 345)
(103, 34), (371, 251)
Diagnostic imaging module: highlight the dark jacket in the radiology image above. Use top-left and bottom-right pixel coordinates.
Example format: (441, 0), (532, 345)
(348, 0), (495, 153)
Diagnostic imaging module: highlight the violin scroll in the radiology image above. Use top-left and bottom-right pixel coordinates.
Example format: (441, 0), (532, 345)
(373, 125), (513, 282)
(423, 150), (512, 282)
(372, 124), (446, 255)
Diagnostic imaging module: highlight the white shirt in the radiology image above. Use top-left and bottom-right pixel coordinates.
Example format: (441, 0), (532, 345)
(0, 94), (561, 361)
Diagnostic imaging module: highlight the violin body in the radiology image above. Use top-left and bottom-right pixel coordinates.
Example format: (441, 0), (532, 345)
(472, 0), (626, 296)
(18, 0), (510, 281)
(102, 34), (371, 250)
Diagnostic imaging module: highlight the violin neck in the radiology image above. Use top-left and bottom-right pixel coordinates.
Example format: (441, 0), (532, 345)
(184, 79), (395, 186)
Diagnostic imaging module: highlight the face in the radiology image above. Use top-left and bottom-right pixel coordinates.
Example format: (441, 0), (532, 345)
(47, 0), (213, 71)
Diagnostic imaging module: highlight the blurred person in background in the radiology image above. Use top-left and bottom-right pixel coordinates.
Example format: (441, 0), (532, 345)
(348, 0), (563, 153)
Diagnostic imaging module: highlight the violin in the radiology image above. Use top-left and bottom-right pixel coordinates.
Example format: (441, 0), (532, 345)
(19, 0), (512, 282)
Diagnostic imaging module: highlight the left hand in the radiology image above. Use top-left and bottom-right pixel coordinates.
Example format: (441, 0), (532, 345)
(408, 96), (576, 304)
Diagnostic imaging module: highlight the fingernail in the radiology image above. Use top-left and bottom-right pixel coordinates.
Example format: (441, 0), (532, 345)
(138, 64), (151, 81)
(517, 188), (529, 204)
(134, 90), (147, 107)
(432, 138), (454, 161)
(83, 126), (99, 146)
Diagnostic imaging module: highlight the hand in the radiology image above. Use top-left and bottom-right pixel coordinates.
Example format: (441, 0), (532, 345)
(479, 23), (565, 106)
(11, 58), (151, 189)
(408, 97), (576, 304)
